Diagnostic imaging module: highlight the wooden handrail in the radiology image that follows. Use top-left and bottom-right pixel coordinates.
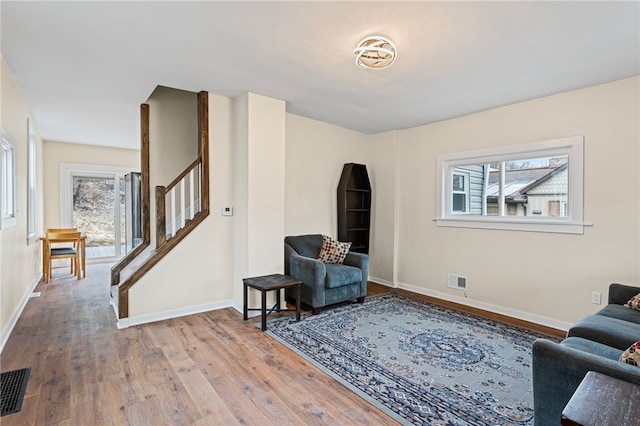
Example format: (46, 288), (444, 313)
(111, 103), (151, 287)
(198, 91), (209, 214)
(118, 210), (208, 318)
(164, 157), (201, 194)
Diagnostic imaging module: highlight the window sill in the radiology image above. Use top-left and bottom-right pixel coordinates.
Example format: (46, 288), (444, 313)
(1, 216), (17, 229)
(435, 217), (590, 234)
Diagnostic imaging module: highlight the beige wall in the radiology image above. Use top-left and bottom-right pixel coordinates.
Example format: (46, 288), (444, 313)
(146, 86), (199, 242)
(236, 93), (287, 308)
(284, 114), (373, 237)
(146, 86), (198, 185)
(246, 93), (286, 277)
(42, 141), (139, 229)
(368, 130), (397, 283)
(393, 76), (639, 327)
(1, 58), (44, 346)
(284, 116), (398, 283)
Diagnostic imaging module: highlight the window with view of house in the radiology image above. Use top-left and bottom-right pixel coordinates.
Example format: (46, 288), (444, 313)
(437, 136), (585, 234)
(451, 171), (469, 213)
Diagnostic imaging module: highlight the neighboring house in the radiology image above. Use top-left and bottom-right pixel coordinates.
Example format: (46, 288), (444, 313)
(518, 164), (569, 217)
(453, 162), (568, 217)
(451, 165), (485, 214)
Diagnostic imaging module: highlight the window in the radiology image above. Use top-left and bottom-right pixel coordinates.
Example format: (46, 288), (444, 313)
(1, 127), (17, 229)
(436, 135), (585, 234)
(60, 163), (139, 260)
(451, 170), (469, 213)
(27, 119), (37, 243)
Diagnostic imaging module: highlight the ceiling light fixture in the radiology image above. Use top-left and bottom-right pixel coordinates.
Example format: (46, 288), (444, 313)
(353, 36), (397, 69)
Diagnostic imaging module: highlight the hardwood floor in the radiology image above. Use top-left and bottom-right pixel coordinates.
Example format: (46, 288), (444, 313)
(1, 264), (398, 425)
(2, 265), (563, 425)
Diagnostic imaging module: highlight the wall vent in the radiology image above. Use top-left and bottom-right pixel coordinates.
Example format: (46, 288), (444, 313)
(447, 273), (468, 291)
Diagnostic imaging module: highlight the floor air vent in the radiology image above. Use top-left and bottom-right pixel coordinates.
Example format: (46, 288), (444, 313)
(447, 273), (468, 291)
(1, 367), (31, 416)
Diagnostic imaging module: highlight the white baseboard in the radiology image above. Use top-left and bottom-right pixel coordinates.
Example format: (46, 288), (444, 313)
(0, 273), (42, 352)
(114, 280), (571, 332)
(370, 278), (571, 332)
(117, 299), (235, 329)
(369, 276), (396, 288)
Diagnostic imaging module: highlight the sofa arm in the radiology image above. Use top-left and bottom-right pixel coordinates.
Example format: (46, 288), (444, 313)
(344, 251), (369, 293)
(532, 338), (640, 426)
(608, 283), (640, 305)
(289, 253), (327, 307)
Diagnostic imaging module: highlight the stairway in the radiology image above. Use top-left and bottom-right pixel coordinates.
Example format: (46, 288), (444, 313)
(110, 90), (209, 327)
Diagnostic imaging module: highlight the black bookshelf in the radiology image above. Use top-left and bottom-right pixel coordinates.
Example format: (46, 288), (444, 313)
(337, 163), (371, 254)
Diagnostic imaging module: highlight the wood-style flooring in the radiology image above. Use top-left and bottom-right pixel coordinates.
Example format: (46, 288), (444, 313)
(1, 264), (563, 425)
(1, 264), (397, 425)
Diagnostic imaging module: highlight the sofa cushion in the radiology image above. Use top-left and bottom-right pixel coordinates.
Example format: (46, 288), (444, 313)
(285, 234), (323, 259)
(597, 304), (640, 324)
(621, 341), (640, 366)
(325, 263), (361, 289)
(568, 314), (640, 350)
(561, 336), (624, 361)
(318, 235), (351, 264)
(625, 293), (640, 310)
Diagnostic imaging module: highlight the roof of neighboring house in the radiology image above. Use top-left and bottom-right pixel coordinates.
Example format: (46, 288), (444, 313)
(486, 164), (568, 200)
(518, 163), (568, 195)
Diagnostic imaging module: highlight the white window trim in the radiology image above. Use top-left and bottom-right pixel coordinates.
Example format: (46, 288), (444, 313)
(1, 127), (17, 229)
(27, 119), (38, 244)
(436, 135), (587, 234)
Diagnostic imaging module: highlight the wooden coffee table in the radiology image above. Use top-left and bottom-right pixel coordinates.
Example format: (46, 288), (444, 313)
(243, 274), (301, 331)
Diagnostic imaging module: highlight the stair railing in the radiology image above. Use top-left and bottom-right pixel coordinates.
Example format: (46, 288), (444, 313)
(115, 90), (209, 320)
(156, 157), (202, 247)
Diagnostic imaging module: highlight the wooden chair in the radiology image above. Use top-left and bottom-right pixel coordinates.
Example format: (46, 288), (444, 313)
(46, 229), (79, 257)
(47, 227), (78, 233)
(43, 231), (82, 282)
(45, 228), (85, 279)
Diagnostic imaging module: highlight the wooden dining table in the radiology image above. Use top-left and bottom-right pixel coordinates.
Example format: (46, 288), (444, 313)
(41, 233), (86, 282)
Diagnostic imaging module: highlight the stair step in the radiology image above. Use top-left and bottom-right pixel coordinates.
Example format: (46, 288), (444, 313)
(118, 245), (156, 285)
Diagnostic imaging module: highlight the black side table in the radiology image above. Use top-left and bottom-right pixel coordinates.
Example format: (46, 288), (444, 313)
(561, 371), (640, 425)
(243, 274), (301, 331)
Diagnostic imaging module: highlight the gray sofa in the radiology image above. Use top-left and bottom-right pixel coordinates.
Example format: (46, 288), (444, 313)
(532, 283), (640, 425)
(284, 234), (368, 314)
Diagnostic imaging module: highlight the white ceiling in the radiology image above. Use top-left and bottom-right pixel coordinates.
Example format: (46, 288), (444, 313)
(2, 1), (639, 150)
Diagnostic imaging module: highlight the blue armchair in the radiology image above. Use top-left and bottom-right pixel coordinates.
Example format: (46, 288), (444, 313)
(284, 234), (368, 314)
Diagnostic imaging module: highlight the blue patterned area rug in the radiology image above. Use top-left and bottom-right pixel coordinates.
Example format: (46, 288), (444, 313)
(266, 292), (553, 426)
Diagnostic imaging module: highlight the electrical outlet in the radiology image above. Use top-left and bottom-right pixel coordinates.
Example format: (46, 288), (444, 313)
(591, 291), (602, 305)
